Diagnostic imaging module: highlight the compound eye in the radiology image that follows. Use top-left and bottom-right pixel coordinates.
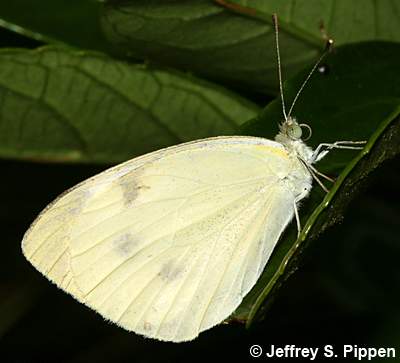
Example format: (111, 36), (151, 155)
(288, 124), (302, 139)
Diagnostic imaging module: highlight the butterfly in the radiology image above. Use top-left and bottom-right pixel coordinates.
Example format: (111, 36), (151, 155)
(21, 14), (365, 342)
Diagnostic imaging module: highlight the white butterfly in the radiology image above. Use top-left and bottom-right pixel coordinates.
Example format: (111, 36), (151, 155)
(21, 15), (365, 342)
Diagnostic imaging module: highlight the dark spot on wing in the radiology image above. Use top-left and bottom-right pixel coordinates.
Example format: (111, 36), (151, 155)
(113, 233), (138, 256)
(143, 321), (152, 331)
(158, 260), (183, 283)
(118, 172), (150, 206)
(119, 174), (139, 205)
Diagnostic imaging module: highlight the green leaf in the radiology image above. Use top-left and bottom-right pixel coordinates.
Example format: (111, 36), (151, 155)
(0, 46), (259, 163)
(100, 0), (400, 93)
(100, 0), (321, 94)
(218, 0), (400, 45)
(231, 41), (400, 325)
(0, 0), (111, 52)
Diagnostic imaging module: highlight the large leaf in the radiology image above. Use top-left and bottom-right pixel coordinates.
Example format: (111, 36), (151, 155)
(216, 0), (400, 45)
(0, 0), (111, 52)
(0, 46), (259, 163)
(231, 41), (400, 324)
(100, 0), (319, 94)
(100, 0), (400, 93)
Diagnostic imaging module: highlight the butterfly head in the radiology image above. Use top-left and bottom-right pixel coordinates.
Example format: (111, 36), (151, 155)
(279, 117), (302, 140)
(278, 117), (312, 142)
(275, 117), (314, 163)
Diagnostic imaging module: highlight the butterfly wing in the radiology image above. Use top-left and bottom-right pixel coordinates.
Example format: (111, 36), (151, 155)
(22, 136), (297, 342)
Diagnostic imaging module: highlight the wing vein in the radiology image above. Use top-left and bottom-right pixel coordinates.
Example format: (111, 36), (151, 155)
(238, 193), (275, 295)
(28, 224), (66, 260)
(130, 247), (193, 330)
(171, 189), (265, 340)
(215, 189), (274, 319)
(78, 199), (189, 296)
(46, 245), (69, 275)
(196, 191), (269, 333)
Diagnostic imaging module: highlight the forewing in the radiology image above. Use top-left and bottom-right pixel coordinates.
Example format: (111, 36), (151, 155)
(22, 136), (294, 342)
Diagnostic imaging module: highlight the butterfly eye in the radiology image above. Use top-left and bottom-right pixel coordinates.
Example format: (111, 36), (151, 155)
(288, 124), (302, 139)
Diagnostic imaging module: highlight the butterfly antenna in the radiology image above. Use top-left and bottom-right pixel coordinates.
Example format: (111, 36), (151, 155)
(272, 14), (287, 121)
(287, 38), (334, 118)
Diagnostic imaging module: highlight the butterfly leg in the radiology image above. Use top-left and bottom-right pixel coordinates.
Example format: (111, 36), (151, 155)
(299, 158), (332, 193)
(307, 166), (330, 193)
(311, 141), (366, 163)
(307, 163), (335, 183)
(293, 189), (310, 238)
